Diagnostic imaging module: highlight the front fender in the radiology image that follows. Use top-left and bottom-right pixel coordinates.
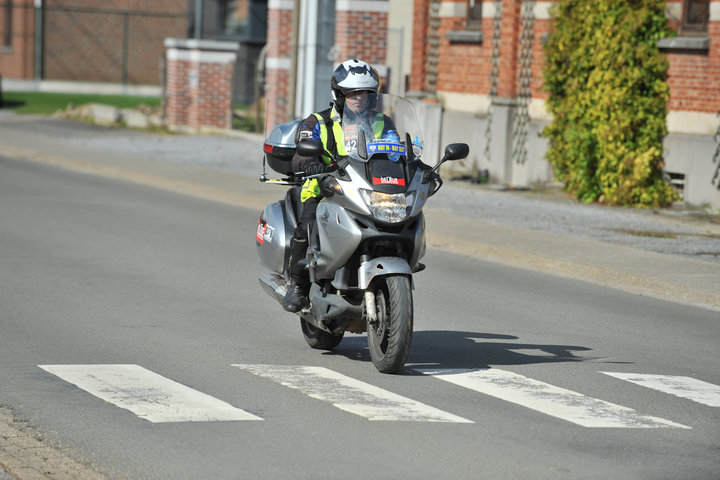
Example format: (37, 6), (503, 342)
(358, 257), (412, 290)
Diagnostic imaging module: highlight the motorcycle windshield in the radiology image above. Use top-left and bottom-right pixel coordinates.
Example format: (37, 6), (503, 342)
(340, 93), (424, 164)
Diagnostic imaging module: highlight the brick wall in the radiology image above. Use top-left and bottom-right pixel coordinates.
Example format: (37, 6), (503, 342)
(189, 60), (235, 128)
(43, 0), (186, 85)
(409, 0), (720, 207)
(334, 9), (387, 67)
(667, 47), (720, 112)
(409, 0), (429, 92)
(164, 40), (238, 131)
(0, 0), (187, 84)
(413, 0), (720, 117)
(435, 15), (486, 94)
(165, 57), (190, 126)
(0, 0), (35, 79)
(664, 0), (720, 114)
(264, 3), (293, 130)
(425, 0), (551, 100)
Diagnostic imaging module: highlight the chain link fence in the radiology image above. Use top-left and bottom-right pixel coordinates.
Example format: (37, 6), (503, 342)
(42, 3), (186, 86)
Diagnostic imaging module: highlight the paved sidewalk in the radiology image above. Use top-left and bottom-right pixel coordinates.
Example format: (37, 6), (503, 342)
(1, 111), (719, 313)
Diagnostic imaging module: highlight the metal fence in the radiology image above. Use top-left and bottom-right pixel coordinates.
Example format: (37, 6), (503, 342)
(41, 4), (186, 86)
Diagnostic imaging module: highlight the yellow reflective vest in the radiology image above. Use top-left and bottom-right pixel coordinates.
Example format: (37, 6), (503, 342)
(300, 108), (385, 203)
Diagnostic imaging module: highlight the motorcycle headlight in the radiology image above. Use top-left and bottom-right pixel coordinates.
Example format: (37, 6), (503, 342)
(360, 190), (412, 223)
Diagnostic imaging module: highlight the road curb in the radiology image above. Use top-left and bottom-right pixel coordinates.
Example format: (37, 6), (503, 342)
(0, 407), (109, 480)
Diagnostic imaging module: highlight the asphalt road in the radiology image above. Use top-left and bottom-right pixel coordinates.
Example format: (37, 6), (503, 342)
(1, 155), (719, 479)
(2, 111), (719, 264)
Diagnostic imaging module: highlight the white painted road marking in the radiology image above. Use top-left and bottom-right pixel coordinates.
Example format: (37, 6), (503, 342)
(506, 349), (565, 358)
(232, 364), (473, 423)
(39, 364), (263, 423)
(415, 368), (690, 429)
(601, 372), (720, 408)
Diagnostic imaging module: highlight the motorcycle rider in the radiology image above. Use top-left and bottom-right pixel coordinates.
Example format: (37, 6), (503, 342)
(283, 59), (397, 312)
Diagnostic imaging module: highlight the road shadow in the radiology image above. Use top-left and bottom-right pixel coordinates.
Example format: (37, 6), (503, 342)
(327, 330), (611, 373)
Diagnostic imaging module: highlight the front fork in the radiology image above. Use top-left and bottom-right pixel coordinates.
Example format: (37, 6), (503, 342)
(365, 290), (377, 323)
(360, 252), (377, 323)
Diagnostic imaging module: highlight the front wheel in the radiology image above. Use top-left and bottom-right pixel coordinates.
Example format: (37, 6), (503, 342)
(367, 275), (413, 374)
(300, 318), (344, 350)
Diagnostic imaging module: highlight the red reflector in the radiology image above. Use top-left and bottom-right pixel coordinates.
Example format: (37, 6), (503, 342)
(263, 143), (274, 154)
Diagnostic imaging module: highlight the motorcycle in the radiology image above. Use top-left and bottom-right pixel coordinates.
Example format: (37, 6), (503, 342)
(256, 93), (468, 373)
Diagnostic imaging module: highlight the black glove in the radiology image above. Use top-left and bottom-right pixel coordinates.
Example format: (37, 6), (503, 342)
(303, 158), (329, 176)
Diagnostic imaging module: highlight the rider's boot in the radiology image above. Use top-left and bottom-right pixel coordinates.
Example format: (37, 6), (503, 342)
(283, 281), (309, 312)
(283, 236), (310, 312)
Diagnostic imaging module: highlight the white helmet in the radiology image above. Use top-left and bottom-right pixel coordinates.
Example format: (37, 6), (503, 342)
(330, 59), (380, 115)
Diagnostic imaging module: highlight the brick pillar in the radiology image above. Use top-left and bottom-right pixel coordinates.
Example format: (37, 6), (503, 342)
(408, 0), (430, 94)
(488, 0), (522, 184)
(265, 2), (295, 130)
(495, 0), (522, 100)
(334, 1), (389, 84)
(266, 1), (390, 127)
(164, 39), (239, 132)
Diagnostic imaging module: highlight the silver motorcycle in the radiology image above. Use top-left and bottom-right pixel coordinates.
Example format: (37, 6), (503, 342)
(257, 93), (468, 373)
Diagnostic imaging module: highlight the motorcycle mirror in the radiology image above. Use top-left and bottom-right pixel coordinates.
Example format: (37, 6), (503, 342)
(296, 139), (324, 158)
(431, 143), (470, 174)
(444, 143), (469, 161)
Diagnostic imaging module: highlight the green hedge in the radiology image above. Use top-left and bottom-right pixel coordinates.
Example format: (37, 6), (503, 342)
(542, 0), (676, 207)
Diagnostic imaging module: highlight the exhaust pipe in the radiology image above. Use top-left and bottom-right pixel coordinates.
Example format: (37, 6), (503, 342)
(259, 273), (287, 303)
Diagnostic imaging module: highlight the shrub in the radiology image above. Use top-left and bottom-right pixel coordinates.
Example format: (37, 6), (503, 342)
(542, 0), (676, 207)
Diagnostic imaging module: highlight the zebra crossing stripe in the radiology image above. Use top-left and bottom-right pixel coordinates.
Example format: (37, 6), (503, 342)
(415, 368), (690, 429)
(39, 364), (263, 423)
(232, 364), (473, 423)
(601, 372), (720, 408)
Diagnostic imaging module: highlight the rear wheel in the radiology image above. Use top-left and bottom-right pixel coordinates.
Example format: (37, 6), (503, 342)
(300, 318), (344, 350)
(367, 275), (413, 374)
